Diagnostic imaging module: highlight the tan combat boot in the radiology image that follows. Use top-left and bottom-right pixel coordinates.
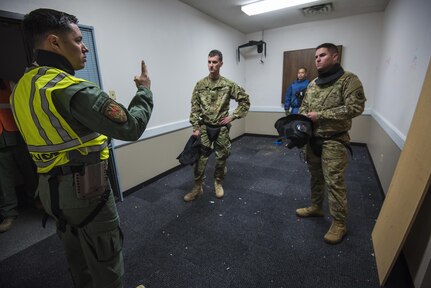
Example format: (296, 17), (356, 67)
(295, 205), (324, 217)
(0, 217), (15, 233)
(183, 180), (203, 202)
(214, 179), (224, 199)
(323, 220), (347, 244)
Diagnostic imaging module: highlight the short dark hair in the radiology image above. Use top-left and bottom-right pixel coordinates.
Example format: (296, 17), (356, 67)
(316, 43), (339, 55)
(208, 49), (223, 62)
(22, 8), (78, 49)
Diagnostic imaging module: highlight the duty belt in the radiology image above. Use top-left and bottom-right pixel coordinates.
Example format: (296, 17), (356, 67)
(204, 123), (224, 129)
(43, 162), (111, 234)
(310, 131), (353, 157)
(49, 165), (84, 176)
(203, 123), (224, 142)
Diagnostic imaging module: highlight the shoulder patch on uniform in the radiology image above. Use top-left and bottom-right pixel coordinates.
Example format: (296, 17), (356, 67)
(355, 90), (365, 100)
(103, 99), (127, 123)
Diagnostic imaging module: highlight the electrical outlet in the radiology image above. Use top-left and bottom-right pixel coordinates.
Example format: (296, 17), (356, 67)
(108, 90), (117, 100)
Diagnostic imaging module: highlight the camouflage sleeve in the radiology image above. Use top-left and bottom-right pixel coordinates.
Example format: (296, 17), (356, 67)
(189, 84), (202, 131)
(298, 86), (311, 115)
(319, 75), (366, 120)
(230, 83), (250, 120)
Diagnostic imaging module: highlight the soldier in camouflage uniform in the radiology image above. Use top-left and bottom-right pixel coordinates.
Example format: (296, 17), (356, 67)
(183, 50), (250, 202)
(296, 43), (366, 244)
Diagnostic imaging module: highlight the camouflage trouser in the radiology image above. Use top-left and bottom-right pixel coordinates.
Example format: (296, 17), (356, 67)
(305, 140), (349, 222)
(194, 125), (231, 181)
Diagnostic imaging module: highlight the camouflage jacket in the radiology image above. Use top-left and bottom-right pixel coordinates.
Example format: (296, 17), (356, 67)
(299, 71), (366, 139)
(190, 76), (250, 131)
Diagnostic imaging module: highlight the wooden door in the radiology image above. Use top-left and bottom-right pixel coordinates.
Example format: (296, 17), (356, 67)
(372, 60), (431, 286)
(281, 46), (343, 103)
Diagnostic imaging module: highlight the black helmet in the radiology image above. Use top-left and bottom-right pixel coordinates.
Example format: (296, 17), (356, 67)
(274, 114), (313, 149)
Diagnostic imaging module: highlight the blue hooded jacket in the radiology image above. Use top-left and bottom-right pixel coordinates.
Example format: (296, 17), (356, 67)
(284, 79), (309, 114)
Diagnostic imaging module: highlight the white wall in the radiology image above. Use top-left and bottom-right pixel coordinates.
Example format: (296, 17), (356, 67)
(0, 0), (247, 145)
(4, 0), (430, 152)
(373, 0), (431, 148)
(244, 13), (384, 114)
(2, 0), (430, 154)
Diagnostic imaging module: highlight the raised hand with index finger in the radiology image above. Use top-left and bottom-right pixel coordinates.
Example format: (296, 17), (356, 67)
(134, 60), (151, 89)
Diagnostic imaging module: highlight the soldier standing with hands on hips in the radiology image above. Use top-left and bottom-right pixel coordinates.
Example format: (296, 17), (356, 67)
(183, 50), (250, 202)
(296, 43), (366, 244)
(11, 8), (153, 288)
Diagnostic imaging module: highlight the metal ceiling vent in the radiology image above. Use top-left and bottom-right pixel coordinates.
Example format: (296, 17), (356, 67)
(302, 3), (333, 16)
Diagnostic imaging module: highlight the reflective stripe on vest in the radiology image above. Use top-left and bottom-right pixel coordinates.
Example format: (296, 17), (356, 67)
(0, 79), (19, 133)
(11, 66), (108, 173)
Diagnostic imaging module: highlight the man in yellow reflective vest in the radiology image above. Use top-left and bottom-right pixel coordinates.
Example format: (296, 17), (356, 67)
(11, 9), (153, 288)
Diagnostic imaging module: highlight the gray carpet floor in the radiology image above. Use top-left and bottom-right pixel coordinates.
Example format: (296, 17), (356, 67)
(0, 135), (412, 288)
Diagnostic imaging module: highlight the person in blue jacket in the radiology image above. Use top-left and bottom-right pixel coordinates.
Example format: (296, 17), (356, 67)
(284, 67), (310, 115)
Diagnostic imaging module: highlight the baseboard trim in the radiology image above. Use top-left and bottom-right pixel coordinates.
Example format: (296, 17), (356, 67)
(371, 110), (405, 149)
(121, 134), (380, 199)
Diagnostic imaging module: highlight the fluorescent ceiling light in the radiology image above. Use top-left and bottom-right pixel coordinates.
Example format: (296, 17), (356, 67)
(241, 0), (320, 16)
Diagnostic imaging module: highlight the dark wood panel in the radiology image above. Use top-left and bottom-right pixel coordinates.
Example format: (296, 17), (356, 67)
(281, 45), (343, 103)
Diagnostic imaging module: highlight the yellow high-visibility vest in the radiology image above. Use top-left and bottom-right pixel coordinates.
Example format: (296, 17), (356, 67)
(11, 66), (109, 173)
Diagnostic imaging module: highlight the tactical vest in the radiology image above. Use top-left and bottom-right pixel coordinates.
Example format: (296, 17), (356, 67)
(0, 79), (19, 134)
(11, 66), (109, 173)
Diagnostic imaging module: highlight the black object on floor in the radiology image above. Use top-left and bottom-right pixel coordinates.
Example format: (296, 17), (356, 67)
(0, 135), (413, 288)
